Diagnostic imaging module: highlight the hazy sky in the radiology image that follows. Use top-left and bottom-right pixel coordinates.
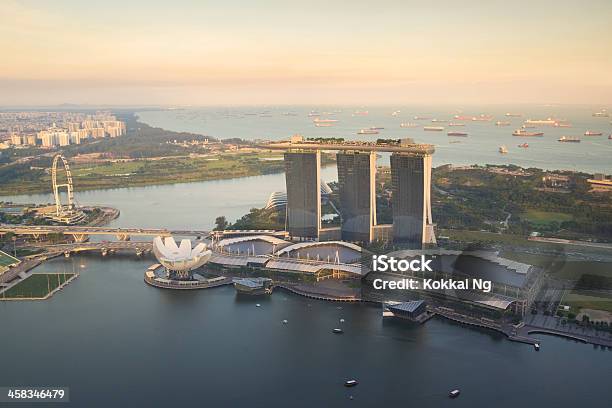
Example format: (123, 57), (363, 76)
(1, 0), (611, 106)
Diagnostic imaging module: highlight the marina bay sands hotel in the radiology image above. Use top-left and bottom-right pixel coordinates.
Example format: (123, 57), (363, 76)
(262, 136), (436, 248)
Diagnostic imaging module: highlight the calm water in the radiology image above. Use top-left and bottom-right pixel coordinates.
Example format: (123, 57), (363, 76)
(1, 174), (611, 407)
(137, 105), (612, 174)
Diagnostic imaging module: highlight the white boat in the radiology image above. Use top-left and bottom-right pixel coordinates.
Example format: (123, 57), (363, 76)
(400, 122), (419, 128)
(344, 380), (358, 387)
(499, 145), (508, 154)
(534, 343), (540, 351)
(424, 126), (444, 131)
(449, 389), (461, 398)
(332, 328), (343, 334)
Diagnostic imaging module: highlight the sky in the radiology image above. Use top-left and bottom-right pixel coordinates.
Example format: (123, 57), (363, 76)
(1, 0), (611, 106)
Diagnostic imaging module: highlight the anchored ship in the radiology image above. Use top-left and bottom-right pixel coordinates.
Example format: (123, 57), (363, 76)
(424, 126), (444, 131)
(558, 136), (581, 143)
(357, 128), (379, 135)
(447, 132), (468, 137)
(513, 129), (543, 137)
(584, 131), (603, 136)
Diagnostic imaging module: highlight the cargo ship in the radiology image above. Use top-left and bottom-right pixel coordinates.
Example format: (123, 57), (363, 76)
(524, 118), (557, 126)
(424, 126), (444, 131)
(495, 121), (511, 126)
(505, 113), (522, 117)
(447, 132), (468, 137)
(233, 277), (274, 295)
(313, 118), (338, 123)
(357, 128), (379, 135)
(513, 129), (543, 137)
(471, 114), (492, 121)
(554, 122), (572, 128)
(414, 115), (432, 120)
(448, 122), (465, 127)
(584, 131), (603, 136)
(400, 122), (419, 128)
(558, 136), (581, 143)
(315, 123), (334, 127)
(431, 119), (448, 123)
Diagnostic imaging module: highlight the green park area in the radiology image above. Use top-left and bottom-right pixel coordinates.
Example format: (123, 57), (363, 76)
(519, 209), (574, 226)
(2, 273), (75, 299)
(564, 293), (612, 314)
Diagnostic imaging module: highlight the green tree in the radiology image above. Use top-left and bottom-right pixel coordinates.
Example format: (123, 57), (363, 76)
(214, 216), (229, 231)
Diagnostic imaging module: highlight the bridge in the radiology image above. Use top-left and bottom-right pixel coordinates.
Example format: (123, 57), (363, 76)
(0, 224), (210, 242)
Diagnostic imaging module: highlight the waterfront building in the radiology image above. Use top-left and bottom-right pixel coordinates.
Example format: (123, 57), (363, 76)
(368, 249), (544, 317)
(152, 236), (212, 280)
(336, 151), (377, 242)
(284, 151), (321, 240)
(390, 151), (435, 247)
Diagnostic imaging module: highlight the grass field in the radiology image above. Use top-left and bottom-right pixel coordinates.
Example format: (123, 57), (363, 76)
(564, 292), (612, 314)
(520, 209), (574, 225)
(0, 250), (19, 267)
(2, 273), (75, 299)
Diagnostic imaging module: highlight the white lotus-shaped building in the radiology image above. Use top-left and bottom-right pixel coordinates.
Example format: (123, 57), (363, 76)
(152, 236), (212, 273)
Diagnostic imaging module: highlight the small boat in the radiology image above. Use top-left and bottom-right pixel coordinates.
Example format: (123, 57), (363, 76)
(256, 303), (261, 307)
(449, 389), (461, 398)
(505, 113), (522, 117)
(431, 119), (448, 123)
(370, 126), (384, 130)
(518, 143), (529, 148)
(447, 132), (468, 137)
(339, 318), (345, 323)
(448, 122), (465, 127)
(499, 145), (508, 154)
(333, 328), (344, 334)
(344, 380), (358, 387)
(558, 136), (580, 143)
(400, 122), (419, 128)
(282, 319), (288, 324)
(495, 121), (511, 126)
(534, 343), (540, 351)
(584, 131), (603, 136)
(315, 123), (334, 127)
(608, 135), (612, 139)
(424, 126), (444, 131)
(592, 111), (609, 117)
(414, 115), (431, 120)
(353, 110), (368, 116)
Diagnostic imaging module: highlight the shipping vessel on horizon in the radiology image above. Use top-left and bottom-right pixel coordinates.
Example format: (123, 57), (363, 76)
(513, 129), (544, 137)
(558, 136), (581, 143)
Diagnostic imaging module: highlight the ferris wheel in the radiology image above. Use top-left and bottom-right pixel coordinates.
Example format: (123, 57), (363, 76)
(51, 154), (75, 216)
